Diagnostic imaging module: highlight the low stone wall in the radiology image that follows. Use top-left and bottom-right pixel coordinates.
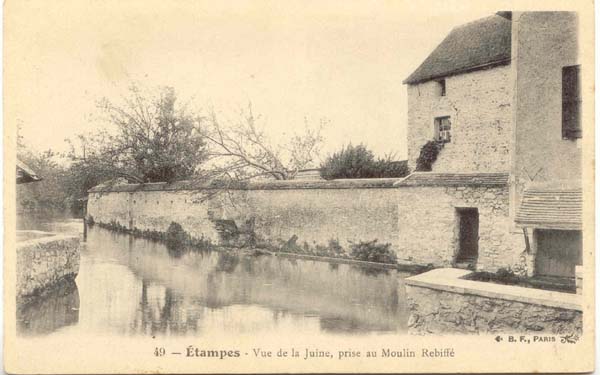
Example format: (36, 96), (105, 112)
(405, 268), (582, 335)
(17, 231), (81, 300)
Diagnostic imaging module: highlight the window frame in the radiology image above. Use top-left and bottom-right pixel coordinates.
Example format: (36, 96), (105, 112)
(434, 116), (452, 143)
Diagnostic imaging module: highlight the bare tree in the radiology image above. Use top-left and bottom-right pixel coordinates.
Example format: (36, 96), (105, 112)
(203, 103), (324, 181)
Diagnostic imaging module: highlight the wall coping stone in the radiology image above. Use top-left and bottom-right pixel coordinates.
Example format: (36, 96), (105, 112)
(16, 232), (79, 248)
(88, 172), (512, 194)
(394, 172), (509, 187)
(405, 268), (582, 311)
(88, 177), (404, 193)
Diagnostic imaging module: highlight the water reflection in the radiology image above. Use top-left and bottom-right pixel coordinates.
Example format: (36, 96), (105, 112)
(17, 279), (80, 335)
(18, 220), (411, 338)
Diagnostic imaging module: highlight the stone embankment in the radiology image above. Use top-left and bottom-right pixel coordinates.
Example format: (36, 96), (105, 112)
(17, 231), (81, 301)
(405, 268), (582, 335)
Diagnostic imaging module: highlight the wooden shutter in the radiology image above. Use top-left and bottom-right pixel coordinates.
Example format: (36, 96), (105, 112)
(562, 65), (581, 139)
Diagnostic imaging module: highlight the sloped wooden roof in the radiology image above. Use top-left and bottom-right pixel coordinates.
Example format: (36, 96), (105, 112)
(394, 172), (509, 187)
(516, 187), (582, 230)
(404, 14), (512, 84)
(16, 159), (42, 184)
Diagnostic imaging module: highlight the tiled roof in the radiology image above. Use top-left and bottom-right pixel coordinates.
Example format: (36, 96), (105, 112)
(516, 187), (582, 230)
(394, 172), (509, 187)
(403, 14), (512, 84)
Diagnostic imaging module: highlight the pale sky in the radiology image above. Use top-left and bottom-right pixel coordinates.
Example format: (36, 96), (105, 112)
(7, 1), (496, 161)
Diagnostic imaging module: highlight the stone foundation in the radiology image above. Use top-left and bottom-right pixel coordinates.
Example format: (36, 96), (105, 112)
(17, 231), (81, 300)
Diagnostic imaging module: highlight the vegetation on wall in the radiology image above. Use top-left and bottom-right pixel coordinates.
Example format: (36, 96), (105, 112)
(467, 267), (576, 293)
(165, 222), (188, 248)
(90, 215), (416, 268)
(254, 233), (398, 265)
(349, 240), (397, 264)
(319, 144), (409, 179)
(93, 219), (214, 252)
(415, 140), (442, 171)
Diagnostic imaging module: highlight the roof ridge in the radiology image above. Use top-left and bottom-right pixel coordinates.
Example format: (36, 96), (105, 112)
(404, 13), (511, 84)
(453, 14), (501, 29)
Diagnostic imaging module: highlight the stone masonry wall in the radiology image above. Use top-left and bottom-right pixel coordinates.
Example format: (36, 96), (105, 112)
(406, 65), (512, 173)
(220, 188), (399, 250)
(406, 284), (582, 335)
(396, 185), (524, 273)
(17, 234), (81, 299)
(88, 190), (221, 243)
(88, 180), (526, 273)
(88, 184), (399, 253)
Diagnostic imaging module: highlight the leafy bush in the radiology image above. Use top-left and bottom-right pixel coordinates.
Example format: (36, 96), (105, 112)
(416, 141), (442, 171)
(165, 222), (187, 249)
(371, 158), (409, 178)
(320, 144), (408, 179)
(327, 239), (345, 257)
(349, 240), (397, 264)
(495, 267), (520, 282)
(320, 144), (375, 179)
(315, 238), (347, 258)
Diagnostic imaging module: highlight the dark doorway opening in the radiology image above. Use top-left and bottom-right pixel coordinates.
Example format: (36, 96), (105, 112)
(535, 229), (582, 278)
(455, 208), (479, 268)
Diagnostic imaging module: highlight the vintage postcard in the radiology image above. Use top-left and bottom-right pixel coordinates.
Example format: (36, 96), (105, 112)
(3, 0), (595, 373)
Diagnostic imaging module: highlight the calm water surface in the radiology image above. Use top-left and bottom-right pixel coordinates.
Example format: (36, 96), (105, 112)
(17, 216), (410, 338)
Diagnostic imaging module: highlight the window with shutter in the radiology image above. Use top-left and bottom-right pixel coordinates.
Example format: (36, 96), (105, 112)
(434, 116), (451, 143)
(562, 65), (581, 139)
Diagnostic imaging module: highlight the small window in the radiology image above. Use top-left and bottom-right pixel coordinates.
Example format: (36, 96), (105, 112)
(435, 116), (451, 142)
(562, 65), (581, 139)
(437, 79), (446, 96)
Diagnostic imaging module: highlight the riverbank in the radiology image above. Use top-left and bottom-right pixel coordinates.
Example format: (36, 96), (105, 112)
(91, 219), (429, 273)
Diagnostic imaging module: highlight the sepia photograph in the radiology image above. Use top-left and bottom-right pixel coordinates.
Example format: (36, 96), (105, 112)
(4, 1), (595, 373)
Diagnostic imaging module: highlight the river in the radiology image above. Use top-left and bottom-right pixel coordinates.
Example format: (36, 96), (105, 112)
(17, 216), (411, 338)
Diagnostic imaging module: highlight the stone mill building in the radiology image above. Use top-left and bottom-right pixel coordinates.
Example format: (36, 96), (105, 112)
(398, 11), (582, 278)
